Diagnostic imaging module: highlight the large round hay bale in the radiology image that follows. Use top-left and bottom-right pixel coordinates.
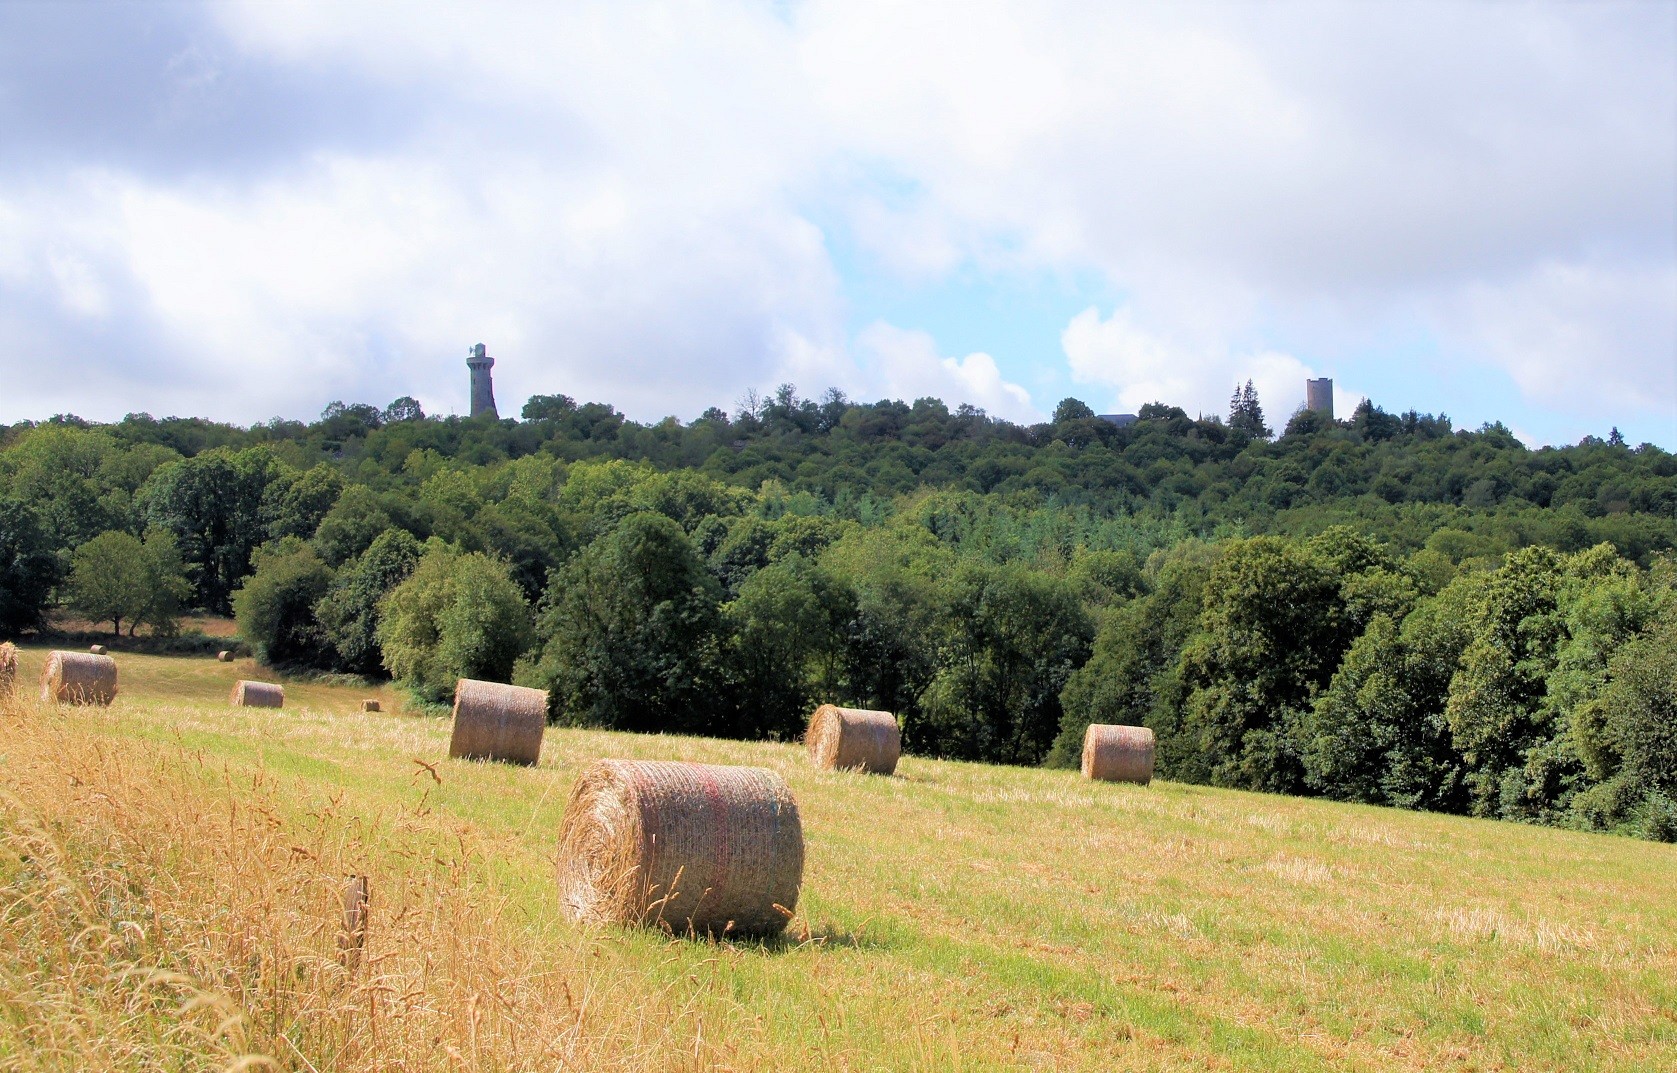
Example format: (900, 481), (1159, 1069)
(0, 642), (17, 696)
(806, 704), (901, 774)
(1081, 724), (1155, 784)
(361, 698), (381, 713)
(448, 679), (546, 765)
(230, 680), (284, 708)
(89, 644), (107, 656)
(39, 651), (118, 706)
(557, 759), (804, 937)
(216, 650), (233, 663)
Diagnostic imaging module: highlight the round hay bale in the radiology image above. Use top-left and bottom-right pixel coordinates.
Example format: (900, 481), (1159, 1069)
(89, 644), (107, 655)
(1081, 724), (1155, 784)
(39, 651), (118, 706)
(448, 679), (546, 765)
(557, 759), (804, 937)
(230, 680), (284, 708)
(806, 704), (901, 774)
(216, 650), (233, 663)
(0, 642), (17, 696)
(361, 698), (381, 713)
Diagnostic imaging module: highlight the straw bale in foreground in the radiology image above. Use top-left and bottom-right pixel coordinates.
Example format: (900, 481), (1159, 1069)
(448, 679), (546, 765)
(557, 759), (804, 937)
(806, 704), (901, 774)
(230, 680), (284, 708)
(40, 651), (118, 706)
(1081, 724), (1155, 784)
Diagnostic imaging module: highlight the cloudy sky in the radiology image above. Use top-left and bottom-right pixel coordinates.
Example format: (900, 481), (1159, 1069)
(1, 1), (1672, 447)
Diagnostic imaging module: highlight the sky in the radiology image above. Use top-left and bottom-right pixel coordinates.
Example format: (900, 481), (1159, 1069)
(1, 0), (1673, 448)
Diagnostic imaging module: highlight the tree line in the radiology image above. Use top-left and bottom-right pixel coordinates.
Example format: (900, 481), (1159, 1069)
(1, 384), (1673, 840)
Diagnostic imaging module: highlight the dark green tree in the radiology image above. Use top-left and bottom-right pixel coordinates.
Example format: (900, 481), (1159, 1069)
(0, 498), (62, 637)
(1050, 541), (1220, 775)
(141, 447), (281, 612)
(66, 529), (190, 636)
(1571, 610), (1677, 839)
(1052, 398), (1096, 424)
(384, 396), (426, 423)
(0, 426), (121, 551)
(232, 538), (335, 666)
(1180, 536), (1341, 791)
(917, 562), (1093, 765)
(315, 528), (423, 674)
(1301, 611), (1466, 810)
(723, 555), (855, 740)
(377, 542), (533, 701)
(311, 485), (397, 566)
(1228, 380), (1271, 438)
(1442, 546), (1568, 816)
(518, 513), (727, 733)
(263, 463), (344, 541)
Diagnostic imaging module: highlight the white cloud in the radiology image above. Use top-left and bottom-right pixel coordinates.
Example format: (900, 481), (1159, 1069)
(0, 0), (1669, 443)
(1062, 304), (1330, 422)
(852, 322), (1038, 421)
(1445, 257), (1677, 421)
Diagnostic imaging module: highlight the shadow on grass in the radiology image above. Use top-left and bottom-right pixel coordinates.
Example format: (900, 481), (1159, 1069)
(673, 924), (883, 954)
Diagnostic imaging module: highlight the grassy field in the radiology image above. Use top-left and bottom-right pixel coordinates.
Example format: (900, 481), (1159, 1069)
(0, 645), (1672, 1072)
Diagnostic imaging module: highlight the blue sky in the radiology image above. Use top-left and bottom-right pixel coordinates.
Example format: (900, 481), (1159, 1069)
(1, 1), (1672, 448)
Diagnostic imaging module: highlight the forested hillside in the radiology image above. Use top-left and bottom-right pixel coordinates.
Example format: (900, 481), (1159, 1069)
(2, 384), (1673, 839)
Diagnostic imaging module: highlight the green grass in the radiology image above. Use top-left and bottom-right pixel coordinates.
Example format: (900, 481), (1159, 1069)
(2, 643), (1674, 1071)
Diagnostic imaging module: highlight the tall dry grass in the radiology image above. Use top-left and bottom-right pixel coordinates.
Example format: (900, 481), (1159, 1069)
(0, 694), (725, 1072)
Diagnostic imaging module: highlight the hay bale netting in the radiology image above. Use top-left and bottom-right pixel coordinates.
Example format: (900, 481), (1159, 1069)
(230, 680), (285, 708)
(806, 704), (901, 774)
(217, 650), (233, 663)
(89, 644), (107, 655)
(557, 759), (805, 937)
(448, 679), (546, 765)
(0, 642), (17, 695)
(39, 651), (118, 706)
(1081, 723), (1156, 784)
(361, 699), (381, 713)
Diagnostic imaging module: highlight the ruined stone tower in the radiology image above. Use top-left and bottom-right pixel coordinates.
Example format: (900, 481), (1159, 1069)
(1306, 377), (1333, 420)
(467, 343), (498, 418)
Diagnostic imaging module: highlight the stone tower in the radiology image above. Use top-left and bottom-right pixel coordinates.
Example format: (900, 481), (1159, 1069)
(1306, 377), (1333, 420)
(467, 343), (498, 418)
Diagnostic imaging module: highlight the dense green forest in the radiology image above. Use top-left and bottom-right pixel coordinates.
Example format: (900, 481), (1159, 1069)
(2, 384), (1674, 840)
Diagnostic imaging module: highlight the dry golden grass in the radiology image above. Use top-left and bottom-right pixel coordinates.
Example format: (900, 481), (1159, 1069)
(1, 644), (1674, 1071)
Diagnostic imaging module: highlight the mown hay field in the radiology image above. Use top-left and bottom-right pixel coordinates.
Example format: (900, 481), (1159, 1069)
(0, 645), (1673, 1072)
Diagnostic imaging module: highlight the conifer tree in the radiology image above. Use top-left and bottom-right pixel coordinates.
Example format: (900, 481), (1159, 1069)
(1229, 379), (1271, 438)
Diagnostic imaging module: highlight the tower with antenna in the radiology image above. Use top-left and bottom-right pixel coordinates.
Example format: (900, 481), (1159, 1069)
(467, 343), (498, 418)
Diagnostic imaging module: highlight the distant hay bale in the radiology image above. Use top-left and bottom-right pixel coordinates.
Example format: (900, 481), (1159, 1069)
(448, 679), (546, 765)
(806, 704), (901, 774)
(0, 642), (17, 695)
(39, 651), (118, 706)
(1081, 724), (1155, 784)
(557, 759), (804, 937)
(230, 680), (284, 708)
(361, 699), (381, 713)
(216, 650), (233, 663)
(89, 644), (107, 655)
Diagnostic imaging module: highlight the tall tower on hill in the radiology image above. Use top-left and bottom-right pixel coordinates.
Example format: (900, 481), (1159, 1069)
(467, 343), (498, 418)
(1306, 377), (1333, 420)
